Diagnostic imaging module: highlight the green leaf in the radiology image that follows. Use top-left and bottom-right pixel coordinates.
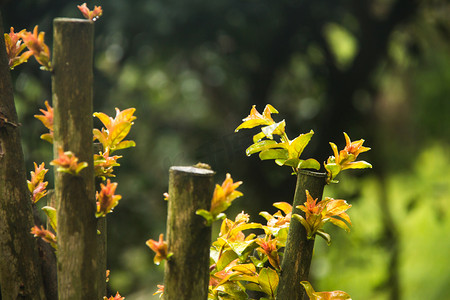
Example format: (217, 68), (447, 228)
(40, 133), (53, 144)
(253, 132), (266, 143)
(216, 250), (238, 271)
(288, 130), (314, 159)
(235, 119), (271, 132)
(273, 202), (292, 215)
(92, 128), (107, 149)
(325, 163), (341, 181)
(329, 218), (351, 232)
(282, 158), (300, 168)
(196, 209), (214, 226)
(300, 281), (316, 299)
(244, 282), (263, 293)
(229, 222), (263, 238)
(316, 229), (331, 245)
(216, 282), (249, 300)
(342, 160), (373, 170)
(109, 122), (132, 150)
(258, 267), (279, 297)
(93, 112), (112, 128)
(42, 206), (57, 232)
(229, 240), (257, 257)
(76, 162), (88, 174)
(259, 149), (289, 161)
(261, 120), (285, 139)
(246, 140), (279, 156)
(292, 214), (312, 237)
(231, 263), (257, 276)
(298, 158), (321, 170)
(114, 140), (136, 151)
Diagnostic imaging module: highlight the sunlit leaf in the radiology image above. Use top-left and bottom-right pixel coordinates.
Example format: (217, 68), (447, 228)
(341, 160), (372, 170)
(258, 267), (279, 297)
(298, 158), (321, 170)
(288, 130), (314, 158)
(216, 250), (239, 271)
(261, 120), (286, 139)
(42, 206), (57, 232)
(228, 239), (257, 257)
(316, 229), (331, 245)
(96, 179), (122, 218)
(230, 263), (257, 276)
(246, 140), (279, 156)
(259, 149), (289, 161)
(300, 281), (352, 299)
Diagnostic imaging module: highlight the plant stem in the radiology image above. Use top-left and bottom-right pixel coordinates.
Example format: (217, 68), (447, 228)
(277, 170), (326, 300)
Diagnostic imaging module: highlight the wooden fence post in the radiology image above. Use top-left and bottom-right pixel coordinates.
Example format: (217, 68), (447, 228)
(277, 170), (326, 300)
(164, 166), (215, 300)
(52, 18), (99, 298)
(0, 11), (47, 300)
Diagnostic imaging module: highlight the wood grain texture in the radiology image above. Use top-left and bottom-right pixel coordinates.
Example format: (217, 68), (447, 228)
(164, 166), (215, 300)
(0, 11), (47, 300)
(277, 170), (326, 300)
(52, 18), (99, 299)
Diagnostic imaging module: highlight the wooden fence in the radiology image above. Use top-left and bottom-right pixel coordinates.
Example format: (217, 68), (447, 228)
(0, 14), (326, 300)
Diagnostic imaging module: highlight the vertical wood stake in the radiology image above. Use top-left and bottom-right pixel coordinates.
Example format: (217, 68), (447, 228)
(52, 18), (98, 299)
(164, 166), (215, 300)
(277, 170), (326, 300)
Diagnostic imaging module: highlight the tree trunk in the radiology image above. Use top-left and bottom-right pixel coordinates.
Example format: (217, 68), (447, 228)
(0, 11), (47, 300)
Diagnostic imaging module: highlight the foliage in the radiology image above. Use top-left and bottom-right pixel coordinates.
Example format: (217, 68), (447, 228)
(78, 3), (103, 22)
(196, 173), (243, 225)
(50, 147), (88, 175)
(145, 234), (172, 266)
(27, 162), (48, 203)
(30, 225), (57, 250)
(235, 104), (320, 173)
(4, 27), (30, 69)
(235, 105), (372, 183)
(96, 179), (122, 218)
(292, 190), (352, 245)
(324, 133), (372, 184)
(3, 7), (138, 298)
(103, 291), (125, 300)
(145, 105), (371, 299)
(93, 108), (137, 154)
(20, 25), (52, 71)
(34, 100), (54, 143)
(300, 281), (351, 300)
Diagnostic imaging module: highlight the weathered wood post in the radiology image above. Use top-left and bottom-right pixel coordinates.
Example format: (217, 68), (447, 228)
(277, 170), (326, 300)
(164, 166), (215, 300)
(52, 18), (100, 298)
(0, 11), (47, 300)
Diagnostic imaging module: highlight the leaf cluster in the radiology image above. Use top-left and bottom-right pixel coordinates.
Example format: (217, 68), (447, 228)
(235, 105), (320, 174)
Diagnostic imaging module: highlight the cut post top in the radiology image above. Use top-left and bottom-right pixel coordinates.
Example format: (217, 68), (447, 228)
(298, 169), (327, 178)
(54, 17), (94, 24)
(170, 165), (215, 177)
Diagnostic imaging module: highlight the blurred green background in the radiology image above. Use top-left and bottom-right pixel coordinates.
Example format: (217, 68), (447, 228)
(2, 0), (450, 299)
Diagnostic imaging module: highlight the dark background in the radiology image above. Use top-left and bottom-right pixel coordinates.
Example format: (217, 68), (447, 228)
(2, 0), (450, 299)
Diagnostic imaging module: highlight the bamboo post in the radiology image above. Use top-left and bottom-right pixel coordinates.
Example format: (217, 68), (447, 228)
(277, 170), (326, 300)
(164, 166), (215, 300)
(0, 11), (47, 300)
(52, 18), (99, 299)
